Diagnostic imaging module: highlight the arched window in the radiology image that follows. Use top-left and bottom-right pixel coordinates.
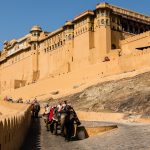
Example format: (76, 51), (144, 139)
(68, 34), (72, 40)
(106, 19), (109, 25)
(101, 19), (105, 25)
(33, 44), (36, 50)
(122, 22), (128, 32)
(135, 26), (138, 34)
(111, 44), (116, 50)
(129, 25), (133, 33)
(112, 17), (115, 22)
(140, 28), (143, 33)
(60, 41), (63, 45)
(101, 10), (104, 16)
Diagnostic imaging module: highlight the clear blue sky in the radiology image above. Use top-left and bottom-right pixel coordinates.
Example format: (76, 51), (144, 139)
(0, 0), (150, 49)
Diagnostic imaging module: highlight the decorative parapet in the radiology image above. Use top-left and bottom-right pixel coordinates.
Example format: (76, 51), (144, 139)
(0, 34), (31, 59)
(96, 3), (150, 24)
(120, 31), (150, 45)
(40, 27), (64, 42)
(73, 10), (94, 22)
(47, 27), (64, 38)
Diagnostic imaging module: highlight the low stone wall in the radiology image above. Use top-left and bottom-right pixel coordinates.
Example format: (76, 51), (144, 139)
(0, 103), (31, 150)
(76, 112), (120, 139)
(77, 111), (125, 122)
(85, 125), (117, 137)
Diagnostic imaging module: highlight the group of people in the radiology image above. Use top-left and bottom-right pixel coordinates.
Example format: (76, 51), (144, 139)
(42, 101), (81, 141)
(3, 96), (24, 103)
(3, 95), (80, 141)
(3, 96), (39, 105)
(3, 96), (41, 118)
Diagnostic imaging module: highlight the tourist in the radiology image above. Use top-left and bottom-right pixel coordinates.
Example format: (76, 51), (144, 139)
(32, 99), (40, 118)
(62, 100), (67, 109)
(18, 97), (23, 103)
(48, 106), (55, 133)
(56, 102), (62, 120)
(3, 96), (8, 101)
(26, 99), (31, 104)
(9, 97), (14, 103)
(43, 104), (50, 123)
(57, 102), (62, 113)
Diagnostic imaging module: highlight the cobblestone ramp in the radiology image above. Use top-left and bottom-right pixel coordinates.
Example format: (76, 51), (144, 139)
(21, 118), (150, 150)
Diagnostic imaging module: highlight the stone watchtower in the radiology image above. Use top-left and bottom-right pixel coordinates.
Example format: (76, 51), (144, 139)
(95, 3), (112, 60)
(29, 25), (42, 82)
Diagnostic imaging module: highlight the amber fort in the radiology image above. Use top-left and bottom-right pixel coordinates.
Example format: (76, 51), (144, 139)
(0, 2), (150, 99)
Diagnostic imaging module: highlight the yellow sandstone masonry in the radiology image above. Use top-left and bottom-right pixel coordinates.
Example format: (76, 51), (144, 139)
(76, 111), (124, 122)
(0, 2), (150, 99)
(0, 102), (31, 150)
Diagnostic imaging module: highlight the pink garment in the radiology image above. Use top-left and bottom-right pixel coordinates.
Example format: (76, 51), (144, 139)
(49, 108), (54, 121)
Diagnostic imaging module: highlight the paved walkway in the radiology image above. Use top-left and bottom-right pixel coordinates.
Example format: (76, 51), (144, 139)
(21, 118), (150, 150)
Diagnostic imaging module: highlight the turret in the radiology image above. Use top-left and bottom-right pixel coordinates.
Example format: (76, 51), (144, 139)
(30, 25), (42, 37)
(29, 25), (42, 49)
(94, 3), (112, 61)
(30, 25), (42, 82)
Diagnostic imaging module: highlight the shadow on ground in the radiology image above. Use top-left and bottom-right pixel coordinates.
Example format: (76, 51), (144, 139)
(21, 117), (41, 150)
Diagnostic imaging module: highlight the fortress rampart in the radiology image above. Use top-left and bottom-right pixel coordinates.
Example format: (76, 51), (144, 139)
(0, 102), (31, 150)
(1, 47), (150, 100)
(0, 2), (150, 99)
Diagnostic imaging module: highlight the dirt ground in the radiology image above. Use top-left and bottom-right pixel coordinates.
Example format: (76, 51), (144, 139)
(21, 71), (150, 150)
(47, 71), (150, 116)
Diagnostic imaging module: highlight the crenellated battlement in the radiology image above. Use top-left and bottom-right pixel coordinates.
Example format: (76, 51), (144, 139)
(0, 101), (31, 150)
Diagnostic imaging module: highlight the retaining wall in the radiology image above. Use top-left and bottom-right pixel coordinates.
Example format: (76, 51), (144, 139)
(77, 111), (124, 122)
(0, 103), (31, 150)
(2, 48), (150, 100)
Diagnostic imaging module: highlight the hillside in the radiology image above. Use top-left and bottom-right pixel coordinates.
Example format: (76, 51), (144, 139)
(55, 71), (150, 116)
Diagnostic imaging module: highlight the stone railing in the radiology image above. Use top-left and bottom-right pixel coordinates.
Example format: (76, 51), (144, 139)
(0, 103), (31, 150)
(120, 31), (150, 45)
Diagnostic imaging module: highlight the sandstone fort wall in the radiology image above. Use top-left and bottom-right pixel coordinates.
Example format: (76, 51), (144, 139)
(0, 102), (31, 150)
(0, 3), (150, 98)
(1, 48), (150, 100)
